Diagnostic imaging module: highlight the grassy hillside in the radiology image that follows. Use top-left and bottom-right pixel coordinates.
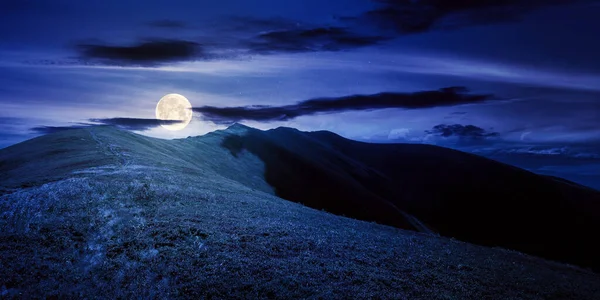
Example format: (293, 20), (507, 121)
(219, 125), (600, 272)
(1, 125), (599, 298)
(310, 130), (600, 271)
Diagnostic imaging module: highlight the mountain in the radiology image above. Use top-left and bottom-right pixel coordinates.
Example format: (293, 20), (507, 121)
(218, 124), (600, 272)
(0, 125), (599, 298)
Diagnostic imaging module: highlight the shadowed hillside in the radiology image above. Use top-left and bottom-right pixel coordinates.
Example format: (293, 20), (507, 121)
(219, 124), (600, 272)
(1, 125), (599, 298)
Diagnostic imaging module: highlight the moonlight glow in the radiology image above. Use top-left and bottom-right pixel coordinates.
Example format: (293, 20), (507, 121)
(155, 94), (193, 131)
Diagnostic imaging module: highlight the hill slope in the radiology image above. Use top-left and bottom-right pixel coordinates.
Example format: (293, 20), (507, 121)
(1, 125), (599, 298)
(218, 124), (600, 272)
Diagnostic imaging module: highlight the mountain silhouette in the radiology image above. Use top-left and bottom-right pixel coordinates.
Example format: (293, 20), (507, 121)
(1, 125), (599, 298)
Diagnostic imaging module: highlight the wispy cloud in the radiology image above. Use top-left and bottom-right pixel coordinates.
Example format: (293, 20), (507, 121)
(38, 47), (600, 93)
(489, 146), (600, 159)
(247, 27), (389, 54)
(30, 125), (91, 134)
(89, 118), (183, 131)
(350, 0), (594, 34)
(72, 17), (388, 66)
(426, 124), (500, 140)
(30, 118), (184, 134)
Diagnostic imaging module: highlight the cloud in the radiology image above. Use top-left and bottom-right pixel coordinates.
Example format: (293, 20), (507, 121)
(493, 146), (600, 158)
(225, 16), (302, 33)
(352, 0), (589, 34)
(193, 87), (496, 124)
(42, 1), (593, 67)
(30, 118), (183, 134)
(73, 22), (387, 66)
(388, 128), (410, 140)
(208, 17), (389, 54)
(76, 39), (207, 66)
(68, 14), (398, 66)
(520, 131), (533, 141)
(89, 118), (183, 131)
(247, 27), (390, 54)
(30, 125), (91, 134)
(426, 124), (500, 139)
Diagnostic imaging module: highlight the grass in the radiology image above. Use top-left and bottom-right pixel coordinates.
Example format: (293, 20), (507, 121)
(220, 125), (600, 271)
(1, 126), (599, 299)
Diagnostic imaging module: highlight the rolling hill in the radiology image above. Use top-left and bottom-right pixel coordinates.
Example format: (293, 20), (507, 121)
(218, 124), (600, 272)
(1, 125), (599, 298)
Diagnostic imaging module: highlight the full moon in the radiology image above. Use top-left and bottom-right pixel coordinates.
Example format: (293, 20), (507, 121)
(155, 94), (193, 131)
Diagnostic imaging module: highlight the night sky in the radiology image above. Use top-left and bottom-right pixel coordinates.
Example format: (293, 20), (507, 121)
(1, 0), (599, 189)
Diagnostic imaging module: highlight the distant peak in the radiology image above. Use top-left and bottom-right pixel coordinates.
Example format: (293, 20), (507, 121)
(228, 123), (251, 130)
(223, 122), (255, 134)
(274, 126), (298, 131)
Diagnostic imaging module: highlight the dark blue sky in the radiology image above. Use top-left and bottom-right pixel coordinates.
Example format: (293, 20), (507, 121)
(1, 0), (599, 189)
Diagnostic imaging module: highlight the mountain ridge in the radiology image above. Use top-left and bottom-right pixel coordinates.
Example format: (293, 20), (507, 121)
(1, 124), (600, 298)
(215, 124), (600, 271)
(3, 124), (600, 270)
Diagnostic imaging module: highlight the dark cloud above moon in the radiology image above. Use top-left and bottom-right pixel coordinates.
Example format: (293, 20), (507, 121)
(246, 27), (390, 54)
(69, 0), (592, 66)
(193, 87), (497, 124)
(353, 0), (595, 34)
(76, 40), (208, 66)
(74, 27), (388, 65)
